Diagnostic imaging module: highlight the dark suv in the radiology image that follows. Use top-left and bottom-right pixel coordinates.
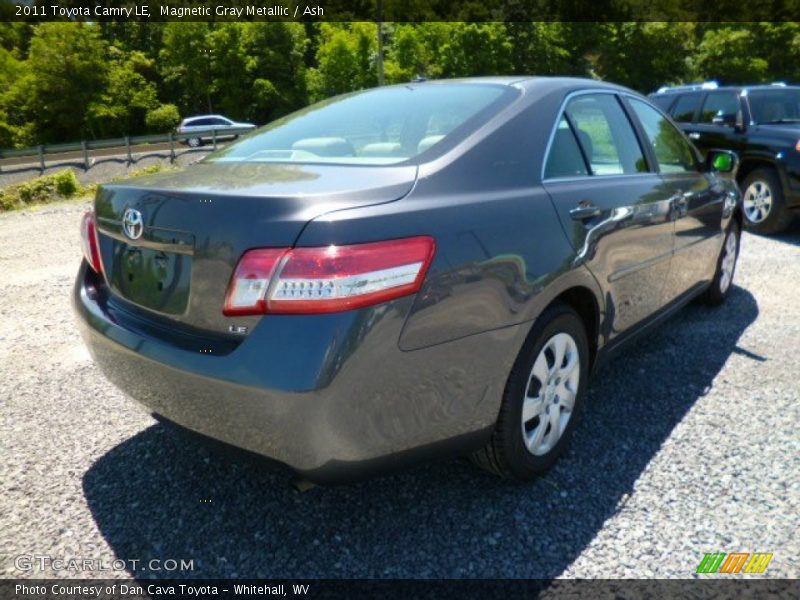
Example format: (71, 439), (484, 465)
(650, 82), (800, 233)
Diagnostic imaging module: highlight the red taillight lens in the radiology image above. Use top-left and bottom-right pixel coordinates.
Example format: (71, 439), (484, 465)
(223, 236), (436, 316)
(80, 211), (104, 274)
(223, 248), (289, 316)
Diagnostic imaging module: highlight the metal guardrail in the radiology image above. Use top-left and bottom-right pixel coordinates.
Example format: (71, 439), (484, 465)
(0, 127), (255, 171)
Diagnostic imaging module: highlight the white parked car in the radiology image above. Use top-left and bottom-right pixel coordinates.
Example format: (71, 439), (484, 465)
(177, 115), (256, 147)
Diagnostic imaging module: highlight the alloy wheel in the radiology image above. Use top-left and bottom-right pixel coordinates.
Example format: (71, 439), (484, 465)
(521, 332), (580, 456)
(743, 181), (773, 224)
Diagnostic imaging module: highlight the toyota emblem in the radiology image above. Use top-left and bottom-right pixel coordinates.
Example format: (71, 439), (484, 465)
(122, 208), (144, 240)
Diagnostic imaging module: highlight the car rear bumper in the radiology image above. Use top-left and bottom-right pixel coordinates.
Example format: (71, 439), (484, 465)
(73, 263), (524, 482)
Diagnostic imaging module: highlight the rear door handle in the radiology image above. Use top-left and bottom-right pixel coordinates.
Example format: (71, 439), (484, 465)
(570, 204), (602, 220)
(688, 132), (701, 140)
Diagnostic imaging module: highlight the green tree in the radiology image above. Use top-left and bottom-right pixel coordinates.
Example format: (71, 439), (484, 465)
(691, 26), (769, 84)
(145, 104), (181, 131)
(88, 49), (159, 137)
(306, 23), (378, 102)
(244, 23), (308, 122)
(159, 22), (214, 116)
(16, 23), (108, 142)
(595, 22), (696, 92)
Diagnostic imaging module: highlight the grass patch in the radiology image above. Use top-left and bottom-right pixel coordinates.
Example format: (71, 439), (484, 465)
(0, 169), (87, 212)
(0, 162), (177, 213)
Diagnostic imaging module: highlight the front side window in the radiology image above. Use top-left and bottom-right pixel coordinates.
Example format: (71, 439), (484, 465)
(208, 84), (513, 165)
(629, 98), (698, 174)
(699, 92), (741, 123)
(670, 93), (702, 123)
(564, 94), (648, 176)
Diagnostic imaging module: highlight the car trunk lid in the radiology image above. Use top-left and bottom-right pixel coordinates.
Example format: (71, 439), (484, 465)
(94, 161), (417, 335)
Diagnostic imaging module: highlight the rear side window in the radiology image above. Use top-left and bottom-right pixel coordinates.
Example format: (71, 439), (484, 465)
(699, 92), (740, 123)
(670, 93), (702, 122)
(629, 98), (698, 174)
(564, 94), (648, 176)
(544, 117), (589, 179)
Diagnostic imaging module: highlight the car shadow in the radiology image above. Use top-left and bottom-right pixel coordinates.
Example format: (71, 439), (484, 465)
(748, 219), (800, 246)
(82, 286), (759, 580)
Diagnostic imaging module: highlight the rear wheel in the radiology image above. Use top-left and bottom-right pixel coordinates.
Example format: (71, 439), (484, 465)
(472, 303), (589, 480)
(187, 137), (202, 148)
(702, 222), (740, 306)
(741, 168), (793, 234)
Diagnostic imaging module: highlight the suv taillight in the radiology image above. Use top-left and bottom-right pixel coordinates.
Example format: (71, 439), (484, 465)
(223, 236), (436, 316)
(80, 211), (103, 274)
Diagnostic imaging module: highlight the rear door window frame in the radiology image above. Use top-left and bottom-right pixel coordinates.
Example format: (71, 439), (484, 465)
(542, 89), (655, 182)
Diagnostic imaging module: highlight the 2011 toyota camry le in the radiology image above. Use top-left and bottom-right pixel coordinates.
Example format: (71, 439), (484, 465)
(74, 77), (742, 483)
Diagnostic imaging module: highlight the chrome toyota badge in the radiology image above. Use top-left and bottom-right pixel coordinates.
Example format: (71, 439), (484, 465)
(122, 208), (144, 240)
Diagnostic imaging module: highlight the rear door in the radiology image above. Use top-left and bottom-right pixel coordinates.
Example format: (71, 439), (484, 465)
(625, 96), (724, 299)
(687, 90), (747, 157)
(543, 92), (675, 339)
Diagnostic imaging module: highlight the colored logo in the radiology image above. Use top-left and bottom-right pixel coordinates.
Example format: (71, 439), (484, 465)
(696, 552), (773, 574)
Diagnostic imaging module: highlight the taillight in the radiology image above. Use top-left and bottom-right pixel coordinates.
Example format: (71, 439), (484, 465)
(80, 211), (104, 274)
(223, 236), (436, 316)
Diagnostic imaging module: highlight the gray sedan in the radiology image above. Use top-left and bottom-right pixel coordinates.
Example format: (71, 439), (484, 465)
(74, 77), (742, 483)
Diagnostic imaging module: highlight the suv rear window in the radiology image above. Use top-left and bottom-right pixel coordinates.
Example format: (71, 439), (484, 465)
(670, 93), (702, 123)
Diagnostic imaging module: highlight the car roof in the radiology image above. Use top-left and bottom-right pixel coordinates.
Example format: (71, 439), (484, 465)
(182, 115), (230, 121)
(653, 83), (800, 95)
(406, 76), (637, 95)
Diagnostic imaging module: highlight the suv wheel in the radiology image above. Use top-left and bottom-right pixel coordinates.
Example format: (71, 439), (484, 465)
(741, 168), (793, 234)
(471, 303), (589, 480)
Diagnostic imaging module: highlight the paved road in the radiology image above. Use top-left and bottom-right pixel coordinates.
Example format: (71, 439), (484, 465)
(1, 202), (798, 580)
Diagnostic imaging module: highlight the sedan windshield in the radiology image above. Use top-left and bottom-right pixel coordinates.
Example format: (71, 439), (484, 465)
(208, 84), (512, 165)
(748, 89), (800, 124)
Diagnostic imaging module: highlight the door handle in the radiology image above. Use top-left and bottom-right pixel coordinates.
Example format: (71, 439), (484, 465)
(688, 132), (701, 140)
(569, 204), (602, 220)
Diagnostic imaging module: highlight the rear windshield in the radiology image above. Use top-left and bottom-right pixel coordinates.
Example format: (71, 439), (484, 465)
(208, 84), (512, 165)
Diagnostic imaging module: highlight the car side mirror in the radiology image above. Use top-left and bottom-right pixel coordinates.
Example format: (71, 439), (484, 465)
(706, 149), (738, 173)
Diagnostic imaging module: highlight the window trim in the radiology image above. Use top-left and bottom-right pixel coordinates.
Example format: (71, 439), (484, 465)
(541, 88), (655, 183)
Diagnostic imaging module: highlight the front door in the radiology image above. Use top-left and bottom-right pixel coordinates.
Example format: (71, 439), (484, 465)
(626, 97), (725, 300)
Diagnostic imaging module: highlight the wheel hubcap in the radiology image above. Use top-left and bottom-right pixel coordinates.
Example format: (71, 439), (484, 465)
(521, 332), (580, 456)
(743, 181), (773, 224)
(719, 231), (737, 293)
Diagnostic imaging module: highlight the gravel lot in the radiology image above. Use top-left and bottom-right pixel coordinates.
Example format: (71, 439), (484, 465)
(1, 202), (798, 580)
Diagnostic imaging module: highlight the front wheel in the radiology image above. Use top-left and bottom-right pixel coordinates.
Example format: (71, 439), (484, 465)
(471, 303), (589, 480)
(702, 222), (740, 306)
(741, 168), (793, 234)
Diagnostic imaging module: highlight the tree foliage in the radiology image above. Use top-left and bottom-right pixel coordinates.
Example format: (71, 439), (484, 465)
(1, 21), (800, 148)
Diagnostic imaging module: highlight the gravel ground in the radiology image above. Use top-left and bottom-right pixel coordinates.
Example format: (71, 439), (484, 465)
(1, 202), (798, 580)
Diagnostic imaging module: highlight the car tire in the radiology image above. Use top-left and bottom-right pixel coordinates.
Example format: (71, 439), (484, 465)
(702, 221), (741, 306)
(741, 168), (793, 234)
(187, 137), (202, 148)
(471, 303), (589, 481)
